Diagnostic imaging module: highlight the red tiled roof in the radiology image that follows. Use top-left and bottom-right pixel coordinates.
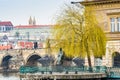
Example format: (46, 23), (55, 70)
(19, 42), (25, 48)
(25, 42), (33, 48)
(38, 43), (43, 48)
(15, 25), (53, 28)
(0, 21), (13, 26)
(18, 41), (43, 49)
(18, 41), (33, 49)
(0, 45), (12, 50)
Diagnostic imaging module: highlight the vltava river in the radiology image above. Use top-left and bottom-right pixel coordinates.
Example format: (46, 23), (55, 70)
(0, 73), (19, 80)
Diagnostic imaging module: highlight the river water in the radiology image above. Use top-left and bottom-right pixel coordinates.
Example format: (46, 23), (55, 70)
(0, 73), (19, 80)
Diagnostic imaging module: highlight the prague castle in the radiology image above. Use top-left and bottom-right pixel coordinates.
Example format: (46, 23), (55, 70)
(80, 0), (120, 67)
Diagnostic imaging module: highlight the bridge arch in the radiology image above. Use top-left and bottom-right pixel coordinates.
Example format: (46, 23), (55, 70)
(26, 53), (41, 66)
(21, 49), (47, 65)
(1, 54), (13, 69)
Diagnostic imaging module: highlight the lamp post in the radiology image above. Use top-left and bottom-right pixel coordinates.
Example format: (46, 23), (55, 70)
(71, 1), (80, 4)
(71, 1), (84, 9)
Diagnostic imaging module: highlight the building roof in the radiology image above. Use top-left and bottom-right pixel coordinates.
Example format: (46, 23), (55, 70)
(18, 41), (43, 49)
(0, 45), (12, 50)
(80, 0), (120, 6)
(0, 21), (13, 26)
(15, 25), (53, 29)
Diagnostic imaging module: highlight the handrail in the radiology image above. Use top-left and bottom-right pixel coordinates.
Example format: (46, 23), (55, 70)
(19, 66), (120, 78)
(19, 66), (107, 73)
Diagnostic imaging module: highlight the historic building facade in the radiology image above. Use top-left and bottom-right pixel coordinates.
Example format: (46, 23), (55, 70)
(0, 21), (13, 39)
(10, 17), (52, 41)
(0, 21), (13, 33)
(9, 17), (52, 49)
(80, 0), (120, 67)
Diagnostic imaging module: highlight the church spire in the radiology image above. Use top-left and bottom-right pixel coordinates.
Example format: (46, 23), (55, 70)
(33, 17), (36, 25)
(29, 16), (33, 25)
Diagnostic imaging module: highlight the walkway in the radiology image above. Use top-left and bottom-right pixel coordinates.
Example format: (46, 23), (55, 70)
(20, 72), (107, 80)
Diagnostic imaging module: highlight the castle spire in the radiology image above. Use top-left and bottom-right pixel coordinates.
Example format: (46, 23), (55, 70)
(29, 16), (33, 25)
(33, 17), (36, 25)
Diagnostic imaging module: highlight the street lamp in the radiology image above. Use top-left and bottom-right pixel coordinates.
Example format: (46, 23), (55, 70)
(71, 1), (80, 4)
(71, 1), (84, 9)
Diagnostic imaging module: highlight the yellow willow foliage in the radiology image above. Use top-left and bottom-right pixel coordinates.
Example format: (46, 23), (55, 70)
(50, 5), (106, 58)
(83, 7), (107, 57)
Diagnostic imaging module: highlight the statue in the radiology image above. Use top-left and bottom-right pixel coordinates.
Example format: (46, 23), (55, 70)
(56, 48), (63, 65)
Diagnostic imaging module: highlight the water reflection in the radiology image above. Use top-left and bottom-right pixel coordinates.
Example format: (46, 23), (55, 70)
(0, 72), (19, 80)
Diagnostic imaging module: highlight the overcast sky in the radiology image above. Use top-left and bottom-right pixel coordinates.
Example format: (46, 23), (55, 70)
(0, 0), (82, 26)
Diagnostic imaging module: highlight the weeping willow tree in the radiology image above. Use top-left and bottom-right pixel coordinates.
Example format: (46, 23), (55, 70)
(50, 5), (106, 67)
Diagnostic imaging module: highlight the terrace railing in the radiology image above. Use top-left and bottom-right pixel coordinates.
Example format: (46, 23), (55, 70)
(19, 66), (107, 74)
(19, 66), (120, 79)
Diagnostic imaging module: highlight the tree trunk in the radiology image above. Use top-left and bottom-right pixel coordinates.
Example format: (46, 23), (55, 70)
(87, 51), (93, 72)
(86, 40), (93, 72)
(87, 52), (92, 67)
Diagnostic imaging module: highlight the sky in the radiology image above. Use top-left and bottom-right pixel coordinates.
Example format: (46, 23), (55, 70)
(0, 0), (83, 26)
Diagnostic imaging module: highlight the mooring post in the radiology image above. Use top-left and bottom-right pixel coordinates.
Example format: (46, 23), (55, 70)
(54, 76), (56, 80)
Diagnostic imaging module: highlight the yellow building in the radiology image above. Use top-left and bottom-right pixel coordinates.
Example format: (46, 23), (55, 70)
(80, 0), (120, 67)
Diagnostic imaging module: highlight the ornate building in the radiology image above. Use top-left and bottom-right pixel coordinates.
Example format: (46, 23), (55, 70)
(80, 0), (120, 67)
(0, 21), (13, 32)
(9, 18), (52, 49)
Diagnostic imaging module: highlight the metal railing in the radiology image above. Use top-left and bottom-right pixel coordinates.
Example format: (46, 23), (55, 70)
(19, 66), (107, 74)
(19, 66), (120, 78)
(106, 67), (120, 78)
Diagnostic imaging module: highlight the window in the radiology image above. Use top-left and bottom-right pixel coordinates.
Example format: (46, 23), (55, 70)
(3, 27), (4, 31)
(110, 18), (115, 32)
(0, 27), (1, 31)
(117, 18), (120, 32)
(26, 32), (30, 40)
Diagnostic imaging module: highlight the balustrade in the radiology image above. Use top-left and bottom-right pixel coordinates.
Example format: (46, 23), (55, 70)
(19, 66), (120, 78)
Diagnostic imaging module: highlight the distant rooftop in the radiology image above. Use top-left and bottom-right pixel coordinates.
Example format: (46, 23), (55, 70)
(0, 21), (13, 26)
(15, 25), (53, 28)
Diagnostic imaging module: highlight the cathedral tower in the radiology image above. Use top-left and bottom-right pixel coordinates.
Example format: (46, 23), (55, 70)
(28, 16), (36, 25)
(33, 17), (36, 25)
(29, 16), (33, 25)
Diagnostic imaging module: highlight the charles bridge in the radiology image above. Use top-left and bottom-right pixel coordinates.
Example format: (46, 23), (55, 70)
(0, 48), (120, 79)
(0, 48), (51, 70)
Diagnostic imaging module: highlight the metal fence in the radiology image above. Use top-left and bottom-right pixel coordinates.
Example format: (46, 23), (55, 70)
(19, 66), (107, 73)
(19, 66), (120, 78)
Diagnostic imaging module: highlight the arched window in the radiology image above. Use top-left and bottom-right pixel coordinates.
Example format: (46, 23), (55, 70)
(110, 18), (115, 32)
(113, 52), (120, 67)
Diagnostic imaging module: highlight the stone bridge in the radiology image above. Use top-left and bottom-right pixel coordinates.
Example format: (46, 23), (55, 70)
(0, 48), (56, 70)
(1, 41), (120, 70)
